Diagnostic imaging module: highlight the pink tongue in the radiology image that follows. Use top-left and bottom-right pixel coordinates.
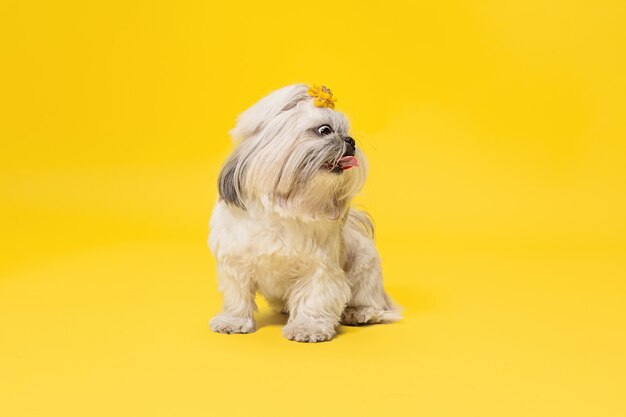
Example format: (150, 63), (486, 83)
(338, 156), (359, 170)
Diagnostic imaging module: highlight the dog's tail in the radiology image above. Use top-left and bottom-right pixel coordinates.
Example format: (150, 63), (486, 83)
(346, 208), (375, 239)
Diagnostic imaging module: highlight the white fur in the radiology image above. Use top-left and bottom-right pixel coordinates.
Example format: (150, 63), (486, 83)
(209, 84), (401, 342)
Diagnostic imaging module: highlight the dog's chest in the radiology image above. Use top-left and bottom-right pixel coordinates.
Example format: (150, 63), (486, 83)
(243, 218), (341, 300)
(244, 215), (339, 262)
(210, 203), (342, 274)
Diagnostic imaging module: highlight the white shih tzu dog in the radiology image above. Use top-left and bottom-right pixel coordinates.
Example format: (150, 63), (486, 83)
(209, 84), (400, 342)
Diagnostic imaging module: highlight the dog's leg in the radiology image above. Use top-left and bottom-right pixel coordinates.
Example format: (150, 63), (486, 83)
(341, 255), (401, 325)
(210, 263), (256, 334)
(283, 267), (350, 343)
(341, 227), (401, 326)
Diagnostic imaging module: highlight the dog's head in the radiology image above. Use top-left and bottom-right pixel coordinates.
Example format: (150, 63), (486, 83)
(218, 84), (368, 221)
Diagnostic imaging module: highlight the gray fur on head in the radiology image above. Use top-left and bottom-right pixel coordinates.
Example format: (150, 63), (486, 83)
(217, 149), (247, 209)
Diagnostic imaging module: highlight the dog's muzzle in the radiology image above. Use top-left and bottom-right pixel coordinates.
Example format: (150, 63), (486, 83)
(331, 136), (358, 172)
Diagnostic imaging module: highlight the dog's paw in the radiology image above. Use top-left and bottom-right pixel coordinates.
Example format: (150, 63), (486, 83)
(341, 306), (378, 325)
(210, 314), (255, 334)
(341, 306), (400, 326)
(282, 322), (336, 343)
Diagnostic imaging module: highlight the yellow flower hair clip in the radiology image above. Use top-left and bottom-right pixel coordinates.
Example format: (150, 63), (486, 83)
(308, 85), (337, 109)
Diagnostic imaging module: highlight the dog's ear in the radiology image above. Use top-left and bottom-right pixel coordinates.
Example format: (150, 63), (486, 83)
(229, 84), (310, 141)
(218, 152), (247, 210)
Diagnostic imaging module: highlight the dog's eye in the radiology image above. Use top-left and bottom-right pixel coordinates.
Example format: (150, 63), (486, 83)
(317, 125), (334, 136)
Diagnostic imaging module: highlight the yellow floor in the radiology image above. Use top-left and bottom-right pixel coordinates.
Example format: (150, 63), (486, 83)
(1, 238), (625, 416)
(2, 1), (626, 416)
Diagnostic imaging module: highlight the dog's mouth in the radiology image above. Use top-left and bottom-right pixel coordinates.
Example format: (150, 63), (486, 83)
(323, 156), (359, 173)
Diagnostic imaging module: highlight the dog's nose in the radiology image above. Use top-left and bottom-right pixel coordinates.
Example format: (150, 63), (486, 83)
(343, 136), (356, 157)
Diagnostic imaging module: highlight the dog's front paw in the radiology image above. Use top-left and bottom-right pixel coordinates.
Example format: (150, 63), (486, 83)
(282, 322), (336, 343)
(210, 314), (255, 334)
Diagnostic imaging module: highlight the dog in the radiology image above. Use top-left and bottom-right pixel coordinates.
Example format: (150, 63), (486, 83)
(209, 84), (400, 342)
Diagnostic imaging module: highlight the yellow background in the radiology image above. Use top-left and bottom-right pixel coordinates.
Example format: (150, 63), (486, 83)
(1, 1), (625, 416)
